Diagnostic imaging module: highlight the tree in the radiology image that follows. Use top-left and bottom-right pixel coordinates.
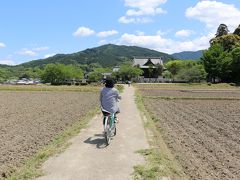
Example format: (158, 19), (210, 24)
(201, 44), (225, 82)
(117, 62), (143, 81)
(210, 33), (240, 52)
(162, 70), (172, 79)
(202, 24), (240, 83)
(233, 24), (240, 36)
(165, 60), (183, 81)
(41, 64), (84, 85)
(218, 54), (233, 82)
(231, 47), (240, 82)
(0, 68), (10, 83)
(88, 67), (111, 82)
(215, 24), (229, 37)
(176, 65), (207, 83)
(155, 63), (164, 76)
(41, 64), (64, 85)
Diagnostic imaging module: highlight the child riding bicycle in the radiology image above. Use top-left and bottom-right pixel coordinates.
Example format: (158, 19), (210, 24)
(100, 78), (121, 124)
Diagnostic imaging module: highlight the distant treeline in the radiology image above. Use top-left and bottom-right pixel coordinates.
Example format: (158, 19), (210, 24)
(1, 24), (240, 84)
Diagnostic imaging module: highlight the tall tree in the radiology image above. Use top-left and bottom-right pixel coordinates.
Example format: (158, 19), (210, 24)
(115, 62), (143, 81)
(176, 65), (207, 83)
(201, 44), (225, 82)
(41, 64), (83, 85)
(231, 47), (240, 82)
(165, 60), (183, 81)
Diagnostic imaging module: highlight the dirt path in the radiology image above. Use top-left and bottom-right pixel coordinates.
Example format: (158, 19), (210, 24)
(37, 85), (149, 180)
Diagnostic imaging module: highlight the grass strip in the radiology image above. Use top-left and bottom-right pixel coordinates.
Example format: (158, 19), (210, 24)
(133, 91), (188, 180)
(116, 84), (124, 93)
(0, 85), (101, 92)
(135, 83), (239, 89)
(5, 108), (99, 180)
(144, 95), (240, 101)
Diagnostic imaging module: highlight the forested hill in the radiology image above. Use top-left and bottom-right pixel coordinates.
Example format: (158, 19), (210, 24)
(171, 50), (204, 60)
(19, 44), (174, 68)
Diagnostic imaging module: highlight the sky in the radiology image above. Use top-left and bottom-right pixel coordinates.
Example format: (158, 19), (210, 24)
(0, 0), (240, 65)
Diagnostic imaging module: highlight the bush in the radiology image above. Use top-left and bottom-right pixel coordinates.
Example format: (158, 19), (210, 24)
(80, 82), (88, 86)
(229, 83), (236, 86)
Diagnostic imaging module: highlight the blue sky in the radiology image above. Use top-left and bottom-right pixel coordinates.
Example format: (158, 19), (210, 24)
(0, 0), (240, 65)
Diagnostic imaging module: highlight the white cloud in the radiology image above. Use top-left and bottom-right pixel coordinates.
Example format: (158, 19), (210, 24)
(186, 1), (240, 31)
(119, 16), (135, 24)
(119, 16), (153, 24)
(44, 53), (56, 58)
(175, 29), (194, 37)
(120, 0), (167, 24)
(73, 27), (95, 37)
(117, 32), (212, 54)
(33, 46), (50, 51)
(97, 30), (118, 38)
(0, 59), (15, 65)
(126, 7), (166, 16)
(0, 42), (6, 48)
(124, 0), (167, 9)
(98, 40), (108, 45)
(135, 30), (145, 36)
(17, 48), (37, 56)
(156, 30), (167, 36)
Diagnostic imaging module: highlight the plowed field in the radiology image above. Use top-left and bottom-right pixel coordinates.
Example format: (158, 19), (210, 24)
(137, 84), (240, 180)
(0, 91), (99, 178)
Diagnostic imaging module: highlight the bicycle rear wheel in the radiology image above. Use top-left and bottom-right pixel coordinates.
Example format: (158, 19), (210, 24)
(113, 124), (116, 136)
(104, 117), (111, 145)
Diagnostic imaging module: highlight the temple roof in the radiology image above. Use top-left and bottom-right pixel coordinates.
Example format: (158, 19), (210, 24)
(133, 57), (163, 67)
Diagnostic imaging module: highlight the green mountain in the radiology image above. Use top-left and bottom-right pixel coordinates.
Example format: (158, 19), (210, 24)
(0, 64), (11, 68)
(18, 44), (174, 68)
(171, 50), (204, 60)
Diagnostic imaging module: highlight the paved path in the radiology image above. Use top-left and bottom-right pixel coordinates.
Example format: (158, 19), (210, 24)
(37, 85), (149, 180)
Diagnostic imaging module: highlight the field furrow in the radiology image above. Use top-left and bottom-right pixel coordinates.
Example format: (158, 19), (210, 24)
(0, 91), (99, 177)
(137, 84), (240, 180)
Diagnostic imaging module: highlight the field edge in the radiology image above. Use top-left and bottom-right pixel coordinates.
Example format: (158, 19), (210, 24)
(4, 108), (99, 180)
(132, 89), (188, 180)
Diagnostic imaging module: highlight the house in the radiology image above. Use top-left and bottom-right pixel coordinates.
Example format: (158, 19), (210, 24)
(133, 57), (164, 78)
(113, 66), (120, 72)
(102, 72), (112, 79)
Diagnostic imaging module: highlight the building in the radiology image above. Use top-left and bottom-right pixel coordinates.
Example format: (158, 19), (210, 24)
(133, 57), (164, 78)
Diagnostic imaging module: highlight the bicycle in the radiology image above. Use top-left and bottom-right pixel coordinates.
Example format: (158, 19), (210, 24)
(103, 112), (117, 145)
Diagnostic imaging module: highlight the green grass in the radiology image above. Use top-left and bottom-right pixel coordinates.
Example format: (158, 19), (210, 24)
(144, 95), (240, 101)
(5, 108), (99, 180)
(133, 93), (188, 180)
(134, 149), (181, 180)
(135, 83), (239, 89)
(0, 84), (101, 92)
(116, 84), (124, 93)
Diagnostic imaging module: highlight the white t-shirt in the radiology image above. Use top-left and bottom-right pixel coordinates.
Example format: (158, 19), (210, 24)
(100, 87), (121, 114)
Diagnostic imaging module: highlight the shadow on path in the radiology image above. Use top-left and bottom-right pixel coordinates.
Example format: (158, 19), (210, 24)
(84, 134), (107, 149)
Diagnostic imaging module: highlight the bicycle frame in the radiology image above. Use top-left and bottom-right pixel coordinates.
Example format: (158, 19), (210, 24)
(103, 113), (116, 145)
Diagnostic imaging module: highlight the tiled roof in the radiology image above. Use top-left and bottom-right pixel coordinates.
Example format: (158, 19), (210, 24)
(133, 57), (163, 66)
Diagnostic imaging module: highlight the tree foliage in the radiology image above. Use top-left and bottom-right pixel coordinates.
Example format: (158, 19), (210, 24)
(231, 47), (240, 82)
(215, 24), (229, 38)
(165, 60), (206, 82)
(113, 62), (143, 81)
(176, 65), (207, 82)
(41, 64), (83, 85)
(88, 67), (111, 82)
(202, 24), (240, 83)
(0, 68), (10, 83)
